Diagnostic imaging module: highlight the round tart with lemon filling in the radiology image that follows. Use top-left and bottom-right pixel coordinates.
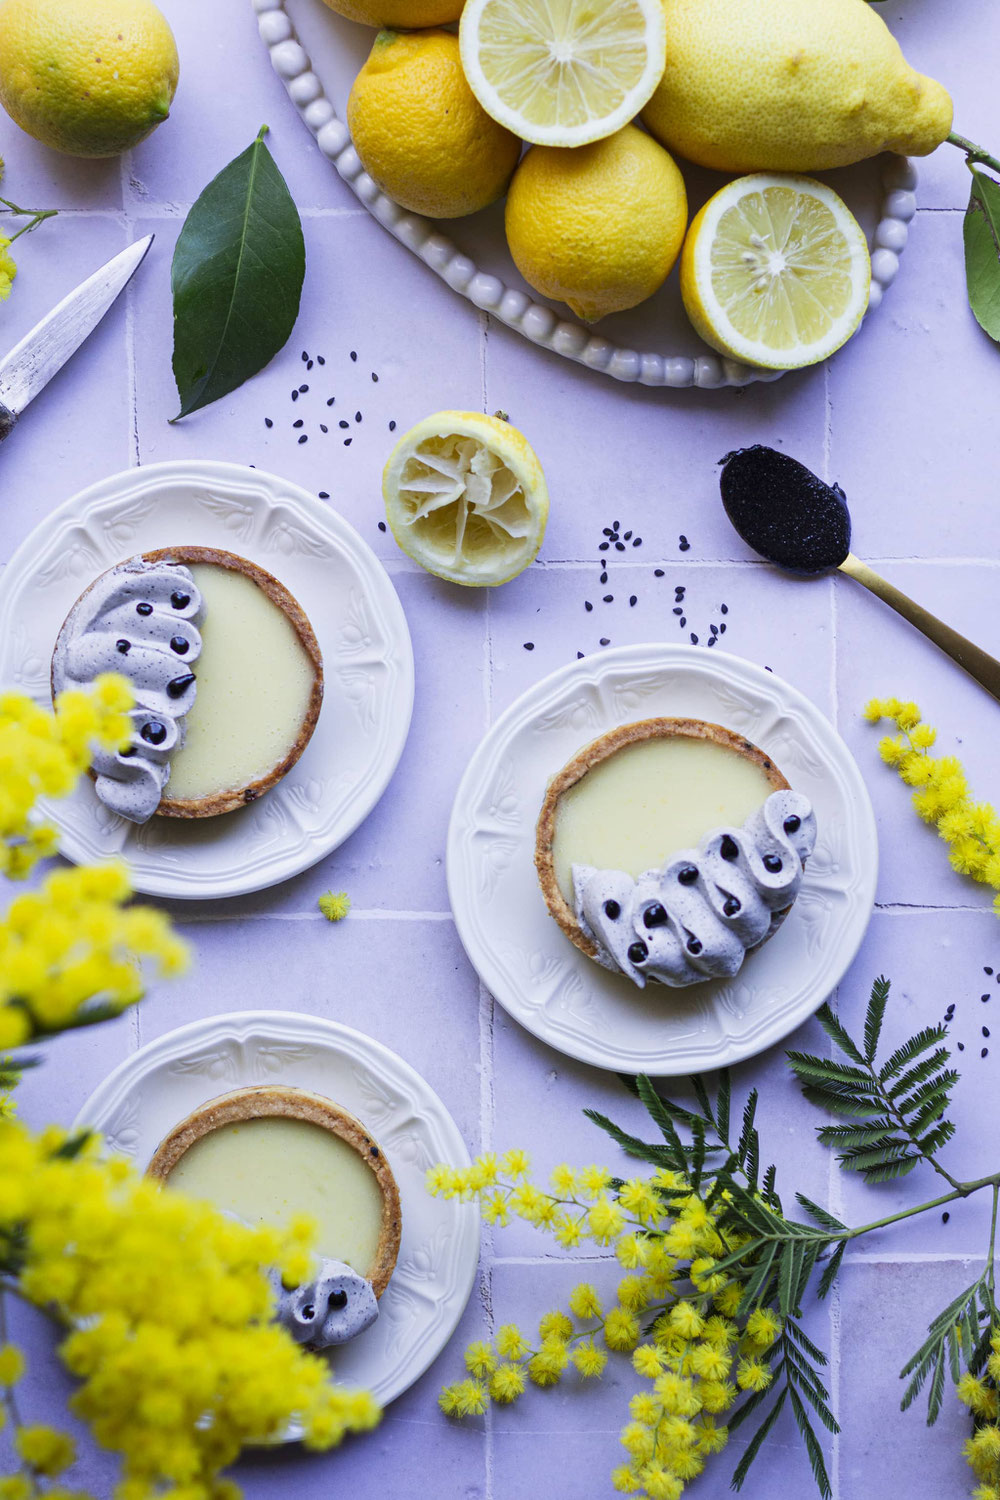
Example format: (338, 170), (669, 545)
(147, 1085), (401, 1300)
(51, 546), (323, 823)
(535, 717), (817, 989)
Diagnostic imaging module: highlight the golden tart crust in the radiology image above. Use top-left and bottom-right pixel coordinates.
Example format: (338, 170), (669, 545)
(147, 1084), (401, 1299)
(534, 717), (790, 962)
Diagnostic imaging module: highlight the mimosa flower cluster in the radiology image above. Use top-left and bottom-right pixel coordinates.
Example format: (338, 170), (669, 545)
(0, 683), (188, 1045)
(866, 698), (1000, 912)
(428, 1153), (781, 1500)
(0, 1119), (379, 1499)
(0, 158), (59, 301)
(957, 1320), (1000, 1500)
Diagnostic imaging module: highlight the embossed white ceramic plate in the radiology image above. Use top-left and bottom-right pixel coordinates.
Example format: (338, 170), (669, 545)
(0, 460), (414, 899)
(447, 644), (878, 1074)
(73, 1011), (480, 1428)
(254, 0), (918, 390)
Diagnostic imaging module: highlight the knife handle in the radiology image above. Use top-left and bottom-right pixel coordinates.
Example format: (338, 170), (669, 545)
(0, 403), (16, 443)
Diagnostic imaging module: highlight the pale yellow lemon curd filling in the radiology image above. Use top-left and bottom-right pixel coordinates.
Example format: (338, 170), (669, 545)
(164, 1116), (385, 1274)
(552, 736), (776, 903)
(166, 564), (315, 802)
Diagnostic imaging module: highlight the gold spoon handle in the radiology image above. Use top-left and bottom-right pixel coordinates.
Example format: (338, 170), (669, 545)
(838, 552), (1000, 703)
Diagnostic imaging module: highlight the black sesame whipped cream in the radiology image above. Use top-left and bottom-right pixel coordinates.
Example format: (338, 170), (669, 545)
(271, 1258), (378, 1350)
(51, 557), (204, 824)
(573, 791), (817, 989)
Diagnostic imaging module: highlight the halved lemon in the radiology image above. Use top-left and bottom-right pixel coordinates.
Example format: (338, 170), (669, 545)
(680, 174), (871, 371)
(458, 0), (667, 148)
(383, 411), (548, 586)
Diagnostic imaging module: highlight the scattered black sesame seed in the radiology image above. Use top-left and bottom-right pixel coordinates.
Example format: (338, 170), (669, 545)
(679, 535), (690, 551)
(983, 1048), (990, 1059)
(344, 438), (353, 446)
(958, 1042), (966, 1051)
(523, 642), (534, 651)
(264, 417), (273, 429)
(327, 397), (335, 407)
(707, 637), (717, 647)
(679, 617), (687, 628)
(942, 1212), (950, 1224)
(599, 637), (610, 646)
(355, 411), (362, 423)
(600, 572), (608, 585)
(985, 1027), (992, 1038)
(615, 541), (625, 552)
(389, 420), (396, 431)
(986, 966), (995, 975)
(599, 542), (609, 552)
(603, 594), (614, 604)
(983, 995), (991, 1003)
(690, 633), (699, 644)
(378, 521), (387, 532)
(350, 350), (357, 361)
(577, 651), (584, 659)
(673, 607), (683, 617)
(624, 530), (632, 541)
(319, 491), (329, 500)
(632, 537), (641, 547)
(629, 596), (637, 608)
(339, 420), (349, 429)
(372, 372), (379, 382)
(306, 360), (314, 371)
(320, 424), (328, 434)
(710, 624), (719, 636)
(291, 390), (299, 402)
(301, 385), (311, 394)
(298, 434), (308, 444)
(613, 520), (620, 530)
(721, 603), (729, 615)
(317, 356), (325, 366)
(585, 601), (593, 612)
(301, 351), (309, 362)
(720, 623), (727, 634)
(293, 418), (304, 429)
(654, 568), (664, 578)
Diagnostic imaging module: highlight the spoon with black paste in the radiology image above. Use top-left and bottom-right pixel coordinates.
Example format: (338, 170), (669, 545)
(719, 445), (1000, 703)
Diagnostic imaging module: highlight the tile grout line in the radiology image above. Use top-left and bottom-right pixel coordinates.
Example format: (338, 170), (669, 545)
(824, 350), (842, 1499)
(121, 150), (140, 472)
(479, 308), (496, 1500)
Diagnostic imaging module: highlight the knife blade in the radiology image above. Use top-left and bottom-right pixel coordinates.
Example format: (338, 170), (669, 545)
(0, 234), (154, 443)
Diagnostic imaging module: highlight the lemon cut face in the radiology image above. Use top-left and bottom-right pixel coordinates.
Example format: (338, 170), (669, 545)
(459, 0), (667, 148)
(681, 175), (871, 371)
(383, 412), (548, 587)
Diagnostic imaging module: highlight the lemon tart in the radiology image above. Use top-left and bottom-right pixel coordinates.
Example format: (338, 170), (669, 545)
(535, 717), (817, 988)
(51, 546), (323, 823)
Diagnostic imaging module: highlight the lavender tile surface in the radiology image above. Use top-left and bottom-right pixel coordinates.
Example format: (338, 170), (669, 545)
(0, 1), (998, 1496)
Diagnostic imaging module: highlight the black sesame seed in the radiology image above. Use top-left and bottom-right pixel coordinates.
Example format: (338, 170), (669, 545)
(707, 637), (717, 647)
(389, 420), (396, 431)
(710, 624), (718, 636)
(942, 1212), (950, 1224)
(673, 607), (684, 616)
(320, 424), (328, 434)
(136, 602), (153, 617)
(720, 835), (739, 861)
(602, 527), (613, 538)
(679, 618), (686, 628)
(603, 899), (621, 920)
(600, 572), (608, 585)
(984, 1027), (991, 1038)
(355, 411), (362, 423)
(654, 569), (664, 578)
(523, 642), (534, 651)
(723, 896), (741, 917)
(599, 542), (609, 552)
(339, 420), (349, 429)
(293, 419), (304, 429)
(291, 390), (299, 402)
(629, 596), (637, 608)
(983, 1048), (990, 1059)
(350, 350), (357, 361)
(372, 372), (378, 382)
(378, 521), (387, 532)
(690, 633), (699, 645)
(170, 636), (189, 655)
(627, 940), (648, 965)
(577, 651), (584, 659)
(624, 530), (632, 541)
(615, 542), (625, 552)
(306, 360), (314, 371)
(986, 966), (995, 975)
(599, 637), (610, 647)
(643, 903), (667, 928)
(983, 995), (991, 1003)
(633, 537), (641, 547)
(141, 720), (167, 746)
(299, 385), (308, 394)
(319, 492), (329, 500)
(958, 1042), (966, 1051)
(678, 864), (698, 886)
(264, 417), (273, 429)
(613, 520), (619, 530)
(327, 397), (335, 407)
(302, 351), (309, 362)
(318, 356), (326, 366)
(298, 434), (308, 444)
(783, 815), (801, 834)
(720, 623), (727, 634)
(679, 535), (690, 551)
(167, 674), (196, 699)
(763, 853), (783, 873)
(116, 639), (130, 655)
(721, 603), (729, 615)
(344, 438), (353, 446)
(603, 594), (614, 604)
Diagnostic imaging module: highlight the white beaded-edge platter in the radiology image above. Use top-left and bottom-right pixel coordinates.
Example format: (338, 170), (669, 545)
(253, 0), (918, 390)
(0, 460), (414, 899)
(447, 644), (878, 1074)
(73, 1012), (480, 1430)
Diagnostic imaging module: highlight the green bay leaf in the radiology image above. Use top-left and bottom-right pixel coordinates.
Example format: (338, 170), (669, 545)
(963, 169), (1000, 343)
(171, 127), (305, 419)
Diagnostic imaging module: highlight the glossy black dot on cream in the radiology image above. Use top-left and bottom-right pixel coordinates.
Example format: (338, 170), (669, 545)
(603, 899), (620, 921)
(763, 853), (783, 873)
(170, 591), (190, 610)
(141, 720), (167, 745)
(136, 602), (153, 617)
(167, 674), (196, 699)
(719, 446), (851, 575)
(627, 940), (648, 965)
(720, 835), (739, 861)
(170, 637), (189, 655)
(643, 903), (667, 928)
(116, 639), (130, 655)
(678, 865), (698, 886)
(784, 815), (801, 834)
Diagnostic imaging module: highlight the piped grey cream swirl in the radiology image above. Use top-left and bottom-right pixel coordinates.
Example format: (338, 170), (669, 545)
(573, 791), (817, 988)
(51, 557), (204, 824)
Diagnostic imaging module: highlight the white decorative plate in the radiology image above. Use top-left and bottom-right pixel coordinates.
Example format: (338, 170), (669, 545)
(0, 460), (414, 899)
(73, 1011), (480, 1427)
(447, 644), (878, 1074)
(254, 0), (918, 390)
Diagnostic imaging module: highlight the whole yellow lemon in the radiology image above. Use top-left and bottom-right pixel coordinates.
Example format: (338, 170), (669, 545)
(320, 0), (464, 27)
(0, 0), (178, 158)
(347, 30), (521, 219)
(504, 125), (688, 323)
(643, 0), (952, 173)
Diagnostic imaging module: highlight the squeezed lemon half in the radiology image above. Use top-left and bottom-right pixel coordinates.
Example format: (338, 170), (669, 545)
(459, 0), (666, 148)
(680, 174), (871, 370)
(383, 411), (548, 587)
